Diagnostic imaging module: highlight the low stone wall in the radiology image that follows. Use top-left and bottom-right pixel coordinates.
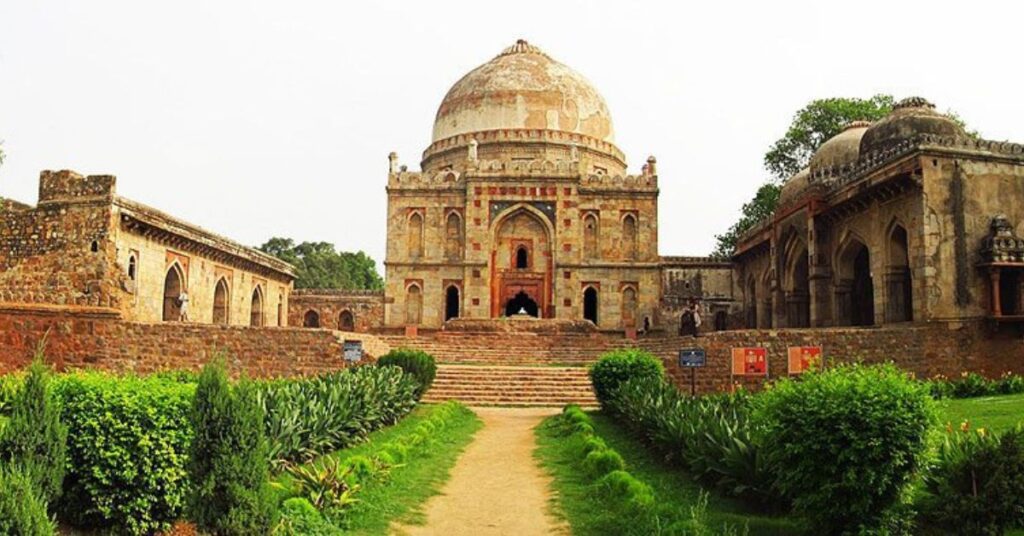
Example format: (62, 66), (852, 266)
(0, 304), (390, 377)
(639, 323), (1024, 395)
(288, 290), (385, 333)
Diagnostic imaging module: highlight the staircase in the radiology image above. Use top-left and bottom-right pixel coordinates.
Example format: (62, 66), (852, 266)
(422, 364), (599, 408)
(381, 331), (633, 366)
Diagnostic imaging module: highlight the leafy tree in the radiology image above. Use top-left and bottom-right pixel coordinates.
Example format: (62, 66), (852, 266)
(258, 237), (384, 290)
(711, 183), (781, 259)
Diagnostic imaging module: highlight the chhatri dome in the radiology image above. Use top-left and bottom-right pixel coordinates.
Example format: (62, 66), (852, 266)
(422, 39), (626, 174)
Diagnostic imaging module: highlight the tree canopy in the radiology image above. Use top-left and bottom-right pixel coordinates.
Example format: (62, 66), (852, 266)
(258, 238), (384, 290)
(712, 94), (973, 258)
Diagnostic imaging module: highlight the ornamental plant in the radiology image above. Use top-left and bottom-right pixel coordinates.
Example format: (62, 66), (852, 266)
(589, 348), (664, 406)
(753, 363), (936, 534)
(376, 348), (437, 398)
(0, 463), (55, 536)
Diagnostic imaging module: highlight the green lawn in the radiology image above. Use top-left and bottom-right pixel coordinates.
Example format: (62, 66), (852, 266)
(272, 403), (482, 535)
(536, 411), (804, 536)
(937, 393), (1024, 433)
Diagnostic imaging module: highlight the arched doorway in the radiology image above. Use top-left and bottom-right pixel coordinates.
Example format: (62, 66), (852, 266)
(491, 207), (553, 318)
(837, 239), (874, 326)
(303, 310), (320, 328)
(785, 243), (810, 328)
(445, 286), (460, 321)
(250, 286), (264, 327)
(163, 265), (184, 322)
(339, 310), (355, 331)
(406, 284), (422, 325)
(505, 291), (539, 317)
(583, 287), (599, 325)
(886, 225), (913, 322)
(213, 278), (230, 325)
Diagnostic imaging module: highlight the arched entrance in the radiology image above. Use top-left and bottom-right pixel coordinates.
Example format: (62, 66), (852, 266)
(163, 264), (184, 322)
(837, 238), (874, 326)
(785, 242), (810, 328)
(886, 225), (913, 322)
(505, 291), (539, 317)
(213, 278), (229, 325)
(303, 310), (320, 328)
(445, 285), (461, 321)
(250, 286), (264, 327)
(583, 287), (599, 325)
(339, 310), (355, 331)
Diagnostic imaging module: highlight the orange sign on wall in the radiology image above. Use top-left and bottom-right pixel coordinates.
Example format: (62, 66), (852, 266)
(787, 346), (823, 374)
(731, 347), (768, 376)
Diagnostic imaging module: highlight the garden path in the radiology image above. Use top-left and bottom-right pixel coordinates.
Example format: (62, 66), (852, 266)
(391, 406), (567, 536)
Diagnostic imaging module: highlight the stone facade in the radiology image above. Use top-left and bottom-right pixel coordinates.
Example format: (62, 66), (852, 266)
(288, 289), (386, 332)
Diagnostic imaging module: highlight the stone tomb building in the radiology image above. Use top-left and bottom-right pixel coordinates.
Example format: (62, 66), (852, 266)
(379, 40), (733, 332)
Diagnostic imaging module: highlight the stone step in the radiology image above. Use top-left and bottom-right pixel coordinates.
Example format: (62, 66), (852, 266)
(423, 364), (599, 408)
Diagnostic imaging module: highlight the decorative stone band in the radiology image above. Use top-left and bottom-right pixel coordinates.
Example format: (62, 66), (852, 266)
(388, 161), (657, 192)
(422, 128), (626, 166)
(291, 289), (385, 297)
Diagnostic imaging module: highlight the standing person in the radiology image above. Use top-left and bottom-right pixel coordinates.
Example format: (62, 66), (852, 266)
(692, 299), (703, 337)
(178, 289), (190, 322)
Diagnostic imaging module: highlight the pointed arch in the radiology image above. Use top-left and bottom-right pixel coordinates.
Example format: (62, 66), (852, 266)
(622, 213), (638, 260)
(445, 211), (463, 260)
(162, 263), (185, 322)
(339, 310), (355, 331)
(583, 212), (599, 259)
(515, 246), (529, 269)
(127, 253), (138, 281)
(250, 285), (265, 327)
(408, 211), (424, 259)
(885, 221), (913, 322)
(621, 285), (638, 329)
(583, 286), (599, 325)
(835, 235), (874, 326)
(213, 277), (230, 325)
(303, 309), (320, 328)
(445, 285), (461, 321)
(781, 230), (810, 328)
(406, 283), (423, 326)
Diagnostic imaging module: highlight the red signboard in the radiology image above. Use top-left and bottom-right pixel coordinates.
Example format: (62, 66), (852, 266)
(787, 346), (823, 374)
(731, 347), (768, 376)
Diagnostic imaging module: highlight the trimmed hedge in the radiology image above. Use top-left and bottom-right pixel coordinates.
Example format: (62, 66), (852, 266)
(376, 349), (437, 398)
(588, 349), (664, 406)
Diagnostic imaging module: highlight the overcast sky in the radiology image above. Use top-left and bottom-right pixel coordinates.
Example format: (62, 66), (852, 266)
(2, 1), (1022, 272)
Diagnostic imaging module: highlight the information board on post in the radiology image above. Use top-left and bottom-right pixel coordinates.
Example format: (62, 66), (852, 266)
(343, 340), (364, 363)
(679, 347), (706, 396)
(731, 347), (768, 376)
(787, 346), (823, 374)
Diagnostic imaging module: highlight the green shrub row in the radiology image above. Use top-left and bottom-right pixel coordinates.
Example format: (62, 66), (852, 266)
(257, 365), (418, 467)
(588, 348), (664, 406)
(921, 425), (1024, 534)
(376, 348), (437, 398)
(928, 371), (1024, 399)
(274, 401), (470, 533)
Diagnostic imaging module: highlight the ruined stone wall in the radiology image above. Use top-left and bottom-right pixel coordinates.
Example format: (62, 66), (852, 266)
(658, 259), (738, 332)
(0, 304), (389, 377)
(288, 290), (385, 332)
(0, 171), (125, 309)
(641, 322), (1023, 395)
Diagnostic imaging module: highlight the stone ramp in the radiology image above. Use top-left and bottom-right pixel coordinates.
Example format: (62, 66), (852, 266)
(422, 364), (598, 408)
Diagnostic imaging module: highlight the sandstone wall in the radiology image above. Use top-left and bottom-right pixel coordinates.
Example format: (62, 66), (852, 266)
(288, 290), (385, 332)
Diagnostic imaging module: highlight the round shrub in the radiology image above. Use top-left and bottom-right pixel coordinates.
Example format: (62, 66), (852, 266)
(376, 349), (437, 398)
(0, 463), (54, 535)
(753, 364), (936, 534)
(276, 497), (341, 535)
(578, 436), (607, 456)
(924, 426), (1024, 534)
(381, 442), (408, 463)
(595, 470), (655, 511)
(589, 349), (664, 406)
(343, 455), (376, 484)
(583, 447), (626, 477)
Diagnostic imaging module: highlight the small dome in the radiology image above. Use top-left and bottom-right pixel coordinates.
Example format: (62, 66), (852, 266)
(778, 167), (811, 206)
(859, 97), (966, 155)
(431, 39), (615, 144)
(809, 121), (871, 175)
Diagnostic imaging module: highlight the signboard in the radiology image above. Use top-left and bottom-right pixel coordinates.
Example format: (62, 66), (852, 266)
(787, 346), (823, 374)
(731, 347), (768, 376)
(678, 348), (706, 368)
(343, 340), (364, 363)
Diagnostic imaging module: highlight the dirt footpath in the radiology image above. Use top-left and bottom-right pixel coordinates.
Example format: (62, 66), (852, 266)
(392, 407), (566, 536)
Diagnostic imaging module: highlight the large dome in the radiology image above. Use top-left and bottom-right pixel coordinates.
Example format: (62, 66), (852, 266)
(859, 97), (966, 155)
(431, 40), (615, 144)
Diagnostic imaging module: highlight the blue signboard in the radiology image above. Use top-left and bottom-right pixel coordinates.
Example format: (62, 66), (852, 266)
(343, 340), (364, 362)
(679, 348), (706, 368)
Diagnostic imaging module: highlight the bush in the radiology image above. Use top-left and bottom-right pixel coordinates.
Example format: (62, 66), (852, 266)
(595, 470), (655, 511)
(754, 364), (935, 534)
(0, 359), (67, 505)
(274, 497), (342, 535)
(190, 360), (275, 536)
(258, 367), (418, 467)
(0, 463), (55, 536)
(54, 372), (194, 534)
(583, 447), (626, 476)
(589, 349), (664, 406)
(0, 371), (23, 416)
(376, 348), (437, 398)
(926, 371), (1024, 399)
(924, 426), (1024, 534)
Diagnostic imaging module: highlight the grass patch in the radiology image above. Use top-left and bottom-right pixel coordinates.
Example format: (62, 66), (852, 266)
(273, 402), (481, 535)
(938, 393), (1024, 433)
(536, 410), (803, 535)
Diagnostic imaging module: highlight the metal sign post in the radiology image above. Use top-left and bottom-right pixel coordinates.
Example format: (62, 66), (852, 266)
(678, 348), (706, 396)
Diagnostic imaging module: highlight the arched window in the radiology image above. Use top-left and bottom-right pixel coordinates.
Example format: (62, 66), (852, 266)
(406, 284), (422, 325)
(445, 212), (463, 260)
(583, 287), (599, 325)
(515, 247), (529, 269)
(583, 213), (599, 259)
(886, 225), (913, 322)
(621, 287), (638, 329)
(250, 286), (264, 327)
(213, 278), (230, 325)
(127, 254), (137, 281)
(408, 212), (424, 259)
(445, 285), (460, 321)
(622, 214), (638, 260)
(339, 310), (355, 331)
(303, 309), (320, 328)
(162, 264), (184, 322)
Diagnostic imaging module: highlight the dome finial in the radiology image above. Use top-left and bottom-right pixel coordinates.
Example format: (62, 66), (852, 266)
(499, 39), (549, 58)
(894, 96), (936, 110)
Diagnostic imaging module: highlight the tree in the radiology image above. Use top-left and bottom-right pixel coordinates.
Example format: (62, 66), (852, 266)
(258, 238), (384, 290)
(711, 183), (781, 258)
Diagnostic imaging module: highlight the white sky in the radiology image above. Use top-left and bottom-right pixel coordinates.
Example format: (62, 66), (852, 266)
(2, 1), (1023, 273)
